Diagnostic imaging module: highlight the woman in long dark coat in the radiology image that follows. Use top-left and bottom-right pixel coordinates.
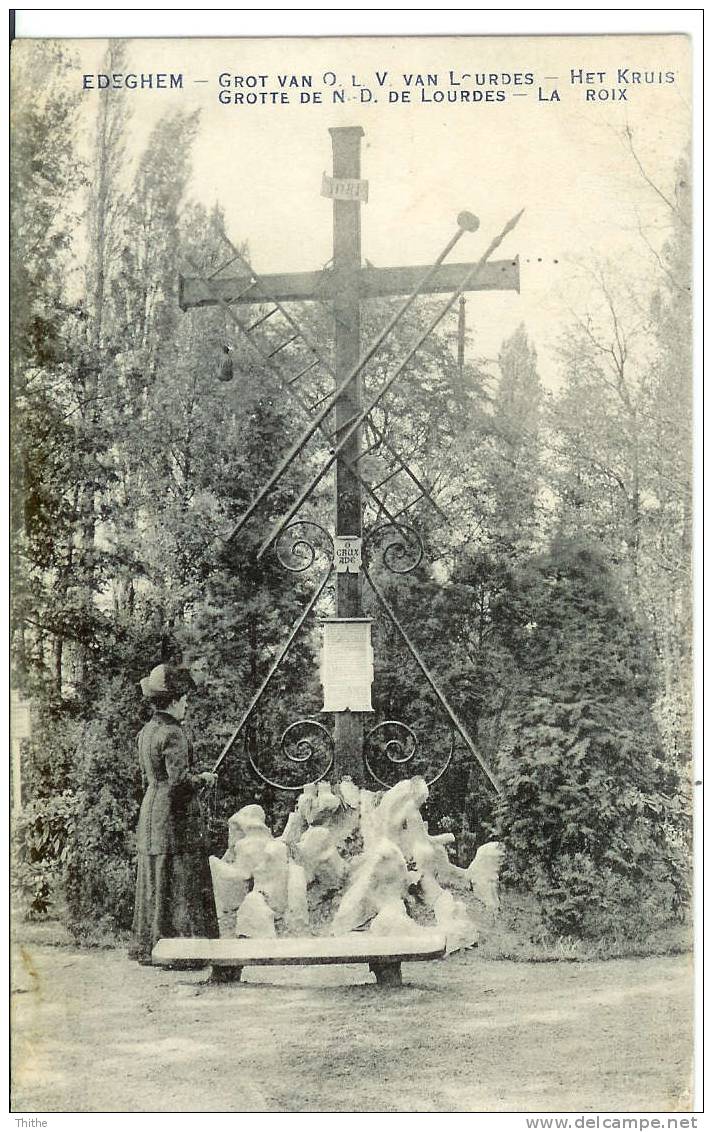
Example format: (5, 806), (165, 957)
(129, 664), (219, 964)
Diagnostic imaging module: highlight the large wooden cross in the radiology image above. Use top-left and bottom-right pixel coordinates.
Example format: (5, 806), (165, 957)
(179, 126), (520, 787)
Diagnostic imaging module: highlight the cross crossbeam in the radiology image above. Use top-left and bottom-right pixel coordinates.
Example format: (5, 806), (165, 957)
(178, 258), (520, 310)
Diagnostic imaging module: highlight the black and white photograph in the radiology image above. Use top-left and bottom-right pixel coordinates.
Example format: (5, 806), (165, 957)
(9, 15), (697, 1118)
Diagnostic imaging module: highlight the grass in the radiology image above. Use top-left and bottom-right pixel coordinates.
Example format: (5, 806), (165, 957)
(11, 932), (693, 1112)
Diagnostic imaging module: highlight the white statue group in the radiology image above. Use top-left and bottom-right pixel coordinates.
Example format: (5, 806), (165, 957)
(209, 775), (503, 953)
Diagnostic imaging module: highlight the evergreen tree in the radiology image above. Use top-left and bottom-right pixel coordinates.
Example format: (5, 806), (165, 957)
(10, 41), (87, 699)
(494, 535), (689, 939)
(486, 323), (543, 555)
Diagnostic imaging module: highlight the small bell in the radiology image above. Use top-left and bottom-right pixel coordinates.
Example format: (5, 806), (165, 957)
(218, 344), (234, 383)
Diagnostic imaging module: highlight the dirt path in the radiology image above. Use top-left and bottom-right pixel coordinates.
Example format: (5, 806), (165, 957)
(11, 936), (692, 1113)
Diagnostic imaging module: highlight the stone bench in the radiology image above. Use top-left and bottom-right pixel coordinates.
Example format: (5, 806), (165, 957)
(151, 930), (446, 987)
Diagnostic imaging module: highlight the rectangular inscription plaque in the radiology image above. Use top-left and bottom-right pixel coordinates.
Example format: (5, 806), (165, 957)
(320, 618), (374, 712)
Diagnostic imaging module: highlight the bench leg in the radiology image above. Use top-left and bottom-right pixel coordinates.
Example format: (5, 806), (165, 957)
(210, 965), (243, 983)
(369, 961), (402, 988)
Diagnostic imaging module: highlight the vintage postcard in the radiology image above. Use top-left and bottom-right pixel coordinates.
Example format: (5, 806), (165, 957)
(10, 26), (695, 1118)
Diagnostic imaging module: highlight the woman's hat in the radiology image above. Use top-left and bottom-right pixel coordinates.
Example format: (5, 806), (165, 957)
(139, 664), (196, 701)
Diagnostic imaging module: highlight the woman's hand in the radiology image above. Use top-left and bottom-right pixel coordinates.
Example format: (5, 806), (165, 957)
(198, 771), (218, 788)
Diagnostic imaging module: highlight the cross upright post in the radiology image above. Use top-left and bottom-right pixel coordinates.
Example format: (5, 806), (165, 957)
(330, 126), (366, 783)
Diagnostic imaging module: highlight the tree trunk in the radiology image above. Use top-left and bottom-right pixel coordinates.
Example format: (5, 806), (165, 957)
(53, 633), (63, 697)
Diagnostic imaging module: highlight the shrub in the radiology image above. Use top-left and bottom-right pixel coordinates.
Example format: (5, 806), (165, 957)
(13, 676), (143, 940)
(12, 790), (79, 916)
(62, 784), (138, 939)
(60, 681), (142, 938)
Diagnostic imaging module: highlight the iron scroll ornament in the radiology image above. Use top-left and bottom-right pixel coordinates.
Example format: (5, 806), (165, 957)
(246, 719), (335, 792)
(274, 519), (334, 573)
(363, 520), (424, 575)
(363, 719), (456, 789)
